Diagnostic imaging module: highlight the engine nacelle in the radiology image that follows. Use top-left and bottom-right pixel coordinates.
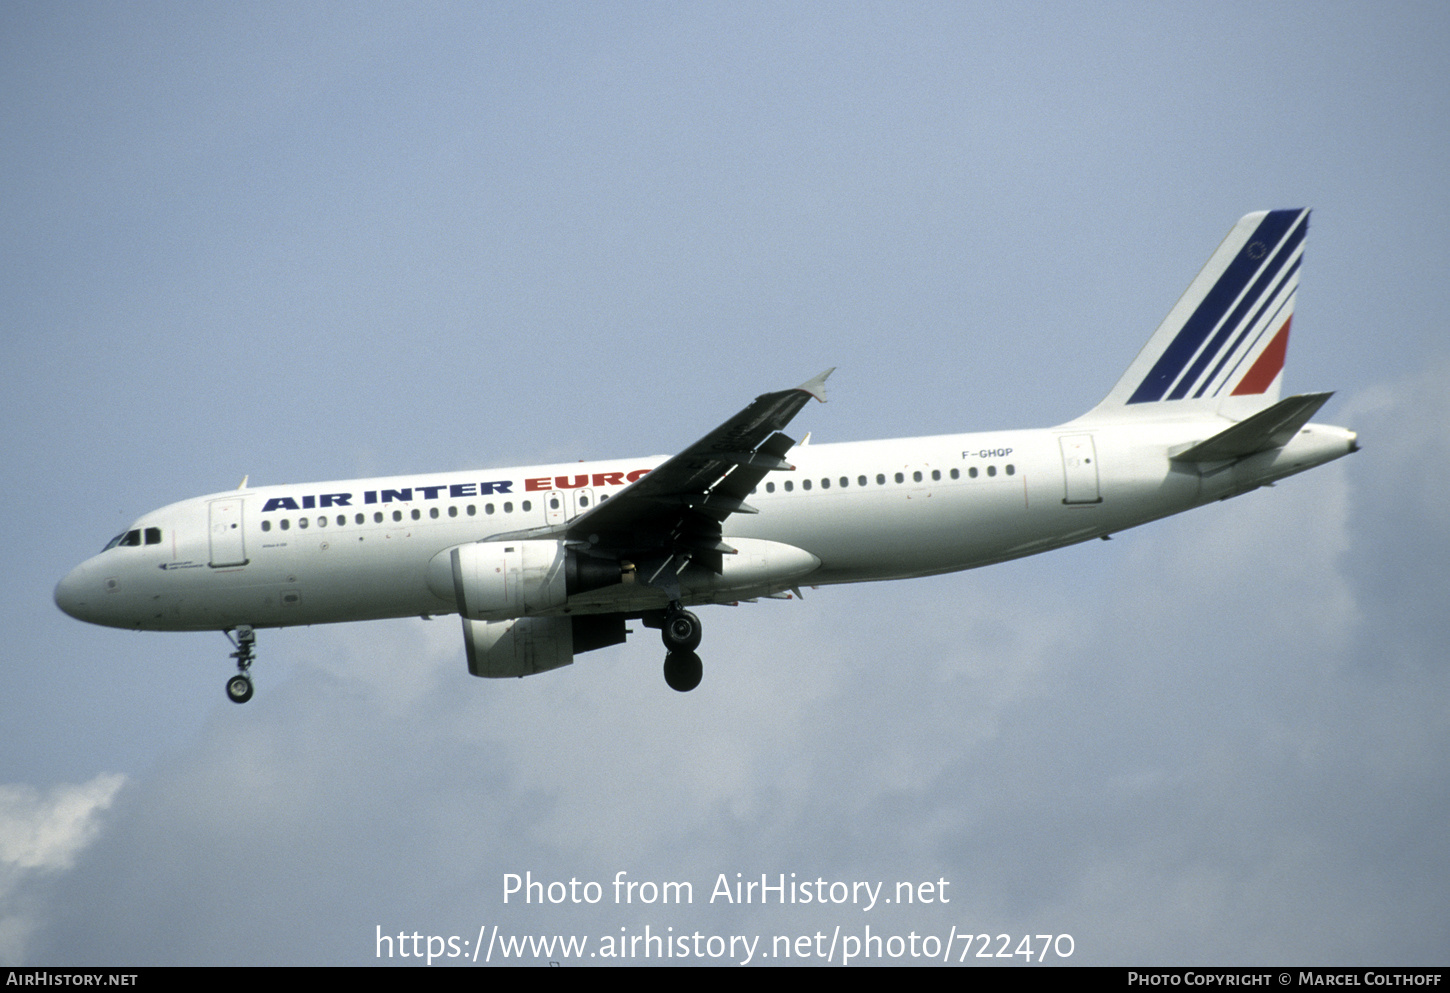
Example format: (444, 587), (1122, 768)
(428, 540), (622, 621)
(462, 615), (571, 677)
(462, 614), (628, 678)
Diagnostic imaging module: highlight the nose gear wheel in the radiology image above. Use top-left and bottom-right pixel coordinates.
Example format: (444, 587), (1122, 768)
(224, 626), (257, 704)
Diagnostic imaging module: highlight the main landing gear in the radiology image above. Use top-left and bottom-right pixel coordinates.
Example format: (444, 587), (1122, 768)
(224, 626), (256, 704)
(663, 650), (703, 692)
(660, 604), (704, 692)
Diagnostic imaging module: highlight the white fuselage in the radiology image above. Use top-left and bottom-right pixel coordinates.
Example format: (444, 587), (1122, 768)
(52, 416), (1357, 634)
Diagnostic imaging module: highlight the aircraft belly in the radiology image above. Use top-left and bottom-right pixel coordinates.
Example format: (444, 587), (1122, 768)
(730, 474), (1041, 583)
(275, 538), (445, 624)
(162, 531), (448, 629)
(724, 437), (1209, 585)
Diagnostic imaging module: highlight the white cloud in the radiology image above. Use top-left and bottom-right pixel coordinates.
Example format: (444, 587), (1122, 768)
(0, 774), (126, 965)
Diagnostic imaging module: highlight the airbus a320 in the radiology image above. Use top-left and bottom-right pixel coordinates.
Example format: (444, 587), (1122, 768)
(55, 210), (1357, 702)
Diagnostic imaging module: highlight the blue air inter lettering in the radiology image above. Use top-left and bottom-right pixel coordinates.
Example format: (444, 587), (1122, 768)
(257, 468), (652, 513)
(261, 478), (513, 514)
(260, 494), (352, 512)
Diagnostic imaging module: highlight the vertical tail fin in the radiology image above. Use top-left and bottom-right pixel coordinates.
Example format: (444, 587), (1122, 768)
(1082, 209), (1309, 422)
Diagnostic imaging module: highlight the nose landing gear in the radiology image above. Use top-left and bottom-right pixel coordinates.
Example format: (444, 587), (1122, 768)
(224, 626), (256, 704)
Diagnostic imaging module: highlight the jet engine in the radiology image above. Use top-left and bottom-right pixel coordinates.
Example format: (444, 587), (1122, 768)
(461, 613), (628, 678)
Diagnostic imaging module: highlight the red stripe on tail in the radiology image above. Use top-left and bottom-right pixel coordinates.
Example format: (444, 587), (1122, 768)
(1231, 316), (1292, 396)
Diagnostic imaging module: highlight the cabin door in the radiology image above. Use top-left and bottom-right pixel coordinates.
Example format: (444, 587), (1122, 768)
(1058, 435), (1102, 505)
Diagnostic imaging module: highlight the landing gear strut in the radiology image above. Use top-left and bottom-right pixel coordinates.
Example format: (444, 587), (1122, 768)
(660, 604), (704, 692)
(224, 626), (256, 704)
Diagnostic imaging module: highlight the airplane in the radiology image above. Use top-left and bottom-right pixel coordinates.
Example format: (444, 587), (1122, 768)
(54, 209), (1357, 703)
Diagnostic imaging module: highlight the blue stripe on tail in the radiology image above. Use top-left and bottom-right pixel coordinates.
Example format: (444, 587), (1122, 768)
(1127, 209), (1305, 404)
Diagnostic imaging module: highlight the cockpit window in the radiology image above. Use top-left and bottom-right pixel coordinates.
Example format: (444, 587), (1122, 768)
(102, 527), (162, 552)
(104, 530), (141, 551)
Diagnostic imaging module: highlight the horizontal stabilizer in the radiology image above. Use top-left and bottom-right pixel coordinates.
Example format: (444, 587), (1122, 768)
(1170, 392), (1333, 463)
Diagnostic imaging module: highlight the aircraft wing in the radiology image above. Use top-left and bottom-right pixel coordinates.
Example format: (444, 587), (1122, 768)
(487, 369), (833, 578)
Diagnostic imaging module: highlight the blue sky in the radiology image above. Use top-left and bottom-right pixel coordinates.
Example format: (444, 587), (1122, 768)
(2, 2), (1446, 965)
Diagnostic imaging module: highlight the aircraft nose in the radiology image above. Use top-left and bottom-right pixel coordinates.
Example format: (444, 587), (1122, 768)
(54, 566), (92, 621)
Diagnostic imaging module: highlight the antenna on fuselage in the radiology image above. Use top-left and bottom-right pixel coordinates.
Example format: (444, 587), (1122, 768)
(237, 475), (249, 490)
